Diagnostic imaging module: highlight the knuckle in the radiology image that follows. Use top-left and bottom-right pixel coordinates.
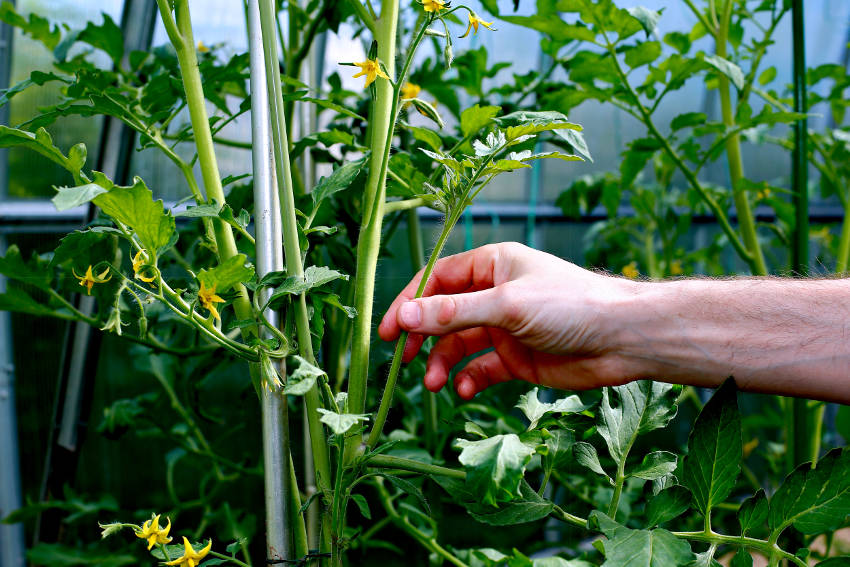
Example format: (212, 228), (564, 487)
(436, 295), (457, 326)
(494, 285), (522, 329)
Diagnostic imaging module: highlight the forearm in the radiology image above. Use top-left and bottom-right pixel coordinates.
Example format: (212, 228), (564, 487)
(613, 277), (850, 403)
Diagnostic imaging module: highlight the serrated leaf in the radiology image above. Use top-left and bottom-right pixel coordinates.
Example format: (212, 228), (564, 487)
(573, 442), (609, 479)
(703, 54), (745, 91)
(646, 485), (691, 527)
(627, 7), (661, 37)
(623, 41), (661, 69)
(460, 104), (501, 137)
(517, 387), (590, 429)
(197, 254), (254, 293)
(455, 434), (535, 506)
(312, 156), (367, 205)
(0, 3), (61, 49)
(465, 421), (488, 439)
(769, 447), (850, 536)
(553, 128), (593, 162)
(51, 230), (113, 269)
(266, 266), (348, 305)
(597, 381), (680, 465)
(301, 96), (365, 121)
(589, 511), (694, 567)
(408, 126), (442, 152)
(93, 178), (175, 254)
(0, 245), (51, 290)
(0, 126), (85, 176)
(738, 489), (768, 536)
(174, 203), (221, 218)
(350, 493), (371, 519)
(283, 355), (324, 396)
(52, 183), (108, 211)
(681, 378), (741, 517)
(316, 408), (368, 435)
(467, 480), (554, 526)
(630, 451), (678, 480)
(671, 112), (707, 131)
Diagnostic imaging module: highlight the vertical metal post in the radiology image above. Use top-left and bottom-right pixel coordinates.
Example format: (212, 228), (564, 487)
(789, 0), (812, 471)
(0, 1), (27, 564)
(0, 239), (26, 567)
(248, 0), (292, 560)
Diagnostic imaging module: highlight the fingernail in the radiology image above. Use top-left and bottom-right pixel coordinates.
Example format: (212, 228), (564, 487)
(399, 301), (422, 328)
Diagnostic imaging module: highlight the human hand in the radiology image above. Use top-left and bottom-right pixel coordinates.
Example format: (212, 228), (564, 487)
(378, 242), (639, 399)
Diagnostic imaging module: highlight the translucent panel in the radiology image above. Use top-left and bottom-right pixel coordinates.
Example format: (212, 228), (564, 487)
(5, 1), (123, 199)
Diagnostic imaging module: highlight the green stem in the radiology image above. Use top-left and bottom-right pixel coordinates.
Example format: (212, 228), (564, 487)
(383, 196), (433, 214)
(406, 209), (437, 454)
(681, 0), (716, 37)
(365, 211), (455, 449)
(364, 454), (466, 479)
(209, 551), (251, 567)
(599, 32), (755, 272)
(375, 481), (470, 567)
(607, 463), (626, 519)
(716, 1), (767, 276)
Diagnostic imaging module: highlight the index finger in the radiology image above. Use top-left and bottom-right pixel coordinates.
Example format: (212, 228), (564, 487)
(378, 244), (503, 341)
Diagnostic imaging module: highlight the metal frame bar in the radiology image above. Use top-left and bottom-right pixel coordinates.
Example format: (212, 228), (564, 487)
(248, 0), (292, 559)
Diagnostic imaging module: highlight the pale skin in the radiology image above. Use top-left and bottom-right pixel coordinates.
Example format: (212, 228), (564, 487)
(378, 241), (850, 405)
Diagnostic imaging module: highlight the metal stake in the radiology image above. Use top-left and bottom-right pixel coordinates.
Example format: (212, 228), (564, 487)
(247, 0), (293, 560)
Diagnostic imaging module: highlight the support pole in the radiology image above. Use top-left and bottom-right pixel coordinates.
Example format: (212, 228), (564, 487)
(789, 0), (812, 471)
(247, 0), (293, 560)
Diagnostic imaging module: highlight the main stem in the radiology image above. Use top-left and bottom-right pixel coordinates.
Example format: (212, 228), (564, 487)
(716, 0), (767, 276)
(345, 0), (400, 461)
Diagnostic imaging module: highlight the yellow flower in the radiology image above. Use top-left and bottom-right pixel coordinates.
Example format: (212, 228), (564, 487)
(134, 515), (172, 551)
(460, 12), (495, 38)
(422, 0), (446, 11)
(198, 281), (226, 321)
(132, 250), (156, 283)
(757, 188), (771, 200)
(352, 59), (390, 88)
(401, 82), (421, 100)
(73, 265), (111, 295)
(165, 537), (212, 567)
(622, 261), (639, 280)
(197, 41), (209, 53)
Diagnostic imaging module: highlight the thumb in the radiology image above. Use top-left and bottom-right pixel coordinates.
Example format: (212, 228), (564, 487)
(396, 288), (508, 336)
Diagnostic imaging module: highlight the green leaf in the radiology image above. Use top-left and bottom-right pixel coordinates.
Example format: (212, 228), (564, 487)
(0, 3), (61, 49)
(316, 408), (368, 435)
(681, 378), (742, 517)
(516, 387), (590, 429)
(0, 245), (51, 290)
(553, 128), (593, 162)
(455, 434), (536, 506)
(629, 451), (678, 480)
(730, 550), (753, 567)
(311, 156), (367, 205)
(646, 486), (691, 527)
(622, 41), (661, 69)
(460, 104), (501, 138)
(52, 183), (108, 211)
(284, 355), (324, 396)
(151, 542), (210, 561)
(597, 381), (680, 465)
(737, 489), (768, 536)
(266, 266), (348, 305)
(689, 551), (722, 567)
(51, 230), (113, 269)
(379, 473), (430, 516)
(0, 287), (55, 317)
(589, 512), (694, 567)
(703, 54), (745, 91)
(75, 13), (124, 64)
(0, 126), (86, 177)
(93, 178), (175, 255)
(542, 429), (575, 479)
(301, 96), (366, 121)
(174, 203), (221, 218)
(627, 7), (661, 37)
(758, 66), (777, 86)
(197, 254), (254, 293)
(467, 480), (554, 526)
(816, 558), (850, 567)
(408, 126), (442, 152)
(499, 15), (596, 42)
(350, 493), (371, 519)
(769, 447), (850, 536)
(670, 112), (707, 131)
(573, 442), (609, 480)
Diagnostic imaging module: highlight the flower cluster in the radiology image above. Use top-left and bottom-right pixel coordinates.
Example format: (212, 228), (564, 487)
(101, 514), (213, 567)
